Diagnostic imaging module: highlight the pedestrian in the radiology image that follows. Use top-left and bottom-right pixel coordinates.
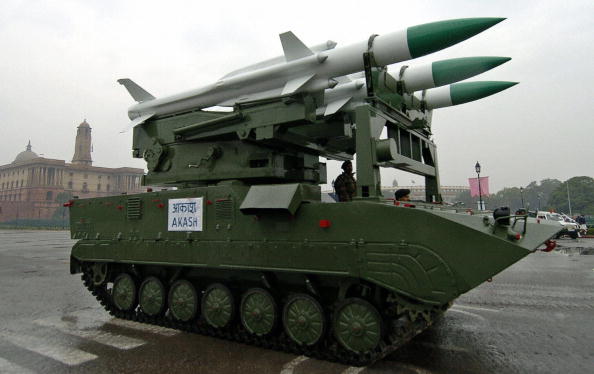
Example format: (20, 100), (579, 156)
(576, 214), (588, 235)
(333, 161), (356, 202)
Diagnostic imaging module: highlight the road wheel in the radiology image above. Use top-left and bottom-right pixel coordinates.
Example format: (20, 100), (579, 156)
(139, 276), (166, 316)
(333, 298), (382, 354)
(112, 273), (137, 311)
(90, 263), (108, 286)
(240, 288), (277, 336)
(168, 279), (198, 322)
(283, 294), (325, 346)
(202, 283), (234, 328)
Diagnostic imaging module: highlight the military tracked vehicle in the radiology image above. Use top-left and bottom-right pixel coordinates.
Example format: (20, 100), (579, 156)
(67, 18), (560, 366)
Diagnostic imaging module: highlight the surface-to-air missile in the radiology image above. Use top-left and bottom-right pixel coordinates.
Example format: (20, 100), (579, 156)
(323, 79), (518, 115)
(321, 56), (513, 115)
(67, 17), (560, 367)
(119, 17), (505, 127)
(416, 80), (519, 109)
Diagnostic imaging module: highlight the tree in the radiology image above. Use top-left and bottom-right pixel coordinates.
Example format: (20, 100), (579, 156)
(548, 177), (594, 215)
(453, 178), (562, 212)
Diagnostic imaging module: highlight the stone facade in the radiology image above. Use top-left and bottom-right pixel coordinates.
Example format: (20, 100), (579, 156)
(0, 121), (144, 224)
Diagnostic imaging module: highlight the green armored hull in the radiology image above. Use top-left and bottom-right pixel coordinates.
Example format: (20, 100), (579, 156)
(69, 183), (558, 365)
(68, 18), (558, 365)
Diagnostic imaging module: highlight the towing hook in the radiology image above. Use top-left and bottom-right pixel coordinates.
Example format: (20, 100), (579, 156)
(542, 239), (557, 252)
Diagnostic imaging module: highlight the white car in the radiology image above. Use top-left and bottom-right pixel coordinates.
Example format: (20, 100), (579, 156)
(534, 211), (580, 239)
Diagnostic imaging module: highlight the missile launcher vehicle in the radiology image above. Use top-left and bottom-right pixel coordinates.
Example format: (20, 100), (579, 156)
(67, 18), (560, 366)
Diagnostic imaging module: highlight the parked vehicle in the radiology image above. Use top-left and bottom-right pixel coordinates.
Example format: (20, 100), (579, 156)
(534, 211), (580, 239)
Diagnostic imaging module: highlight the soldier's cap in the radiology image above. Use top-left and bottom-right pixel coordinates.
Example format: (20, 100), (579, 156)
(395, 189), (411, 200)
(341, 160), (352, 170)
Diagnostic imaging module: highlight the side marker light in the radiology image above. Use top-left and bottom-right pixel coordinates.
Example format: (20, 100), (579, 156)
(319, 219), (331, 228)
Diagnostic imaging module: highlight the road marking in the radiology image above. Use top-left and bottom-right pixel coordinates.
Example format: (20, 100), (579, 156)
(0, 356), (36, 374)
(418, 341), (470, 353)
(71, 309), (179, 337)
(400, 364), (434, 374)
(341, 367), (366, 374)
(0, 331), (97, 366)
(107, 318), (179, 337)
(279, 355), (309, 374)
(34, 317), (145, 350)
(453, 304), (500, 313)
(449, 308), (486, 321)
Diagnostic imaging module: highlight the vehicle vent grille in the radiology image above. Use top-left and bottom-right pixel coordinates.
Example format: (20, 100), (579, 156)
(215, 199), (233, 221)
(127, 197), (142, 220)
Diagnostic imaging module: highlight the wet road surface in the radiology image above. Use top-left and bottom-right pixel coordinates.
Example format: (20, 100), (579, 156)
(0, 230), (593, 373)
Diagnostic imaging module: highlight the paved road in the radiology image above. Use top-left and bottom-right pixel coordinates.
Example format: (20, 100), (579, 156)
(0, 230), (592, 373)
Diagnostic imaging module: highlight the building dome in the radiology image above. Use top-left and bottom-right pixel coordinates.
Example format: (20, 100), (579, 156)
(13, 141), (38, 163)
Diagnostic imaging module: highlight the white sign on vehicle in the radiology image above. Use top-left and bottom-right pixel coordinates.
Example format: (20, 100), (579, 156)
(168, 197), (203, 231)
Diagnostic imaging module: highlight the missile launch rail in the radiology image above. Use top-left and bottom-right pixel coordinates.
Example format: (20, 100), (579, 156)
(68, 19), (559, 367)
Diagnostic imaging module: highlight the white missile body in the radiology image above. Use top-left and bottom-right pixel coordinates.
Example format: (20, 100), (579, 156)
(119, 18), (505, 128)
(319, 56), (512, 116)
(318, 79), (518, 115)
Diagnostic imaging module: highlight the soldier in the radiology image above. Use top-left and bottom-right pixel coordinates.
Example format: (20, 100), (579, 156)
(333, 161), (356, 202)
(394, 188), (411, 202)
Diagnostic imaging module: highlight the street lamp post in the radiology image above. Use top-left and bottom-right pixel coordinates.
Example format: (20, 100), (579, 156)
(475, 161), (483, 211)
(520, 186), (525, 208)
(537, 192), (543, 211)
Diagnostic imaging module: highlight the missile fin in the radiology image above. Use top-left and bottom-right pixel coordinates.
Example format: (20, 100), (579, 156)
(334, 76), (352, 84)
(280, 31), (314, 61)
(222, 40), (336, 79)
(117, 78), (155, 103)
(281, 74), (315, 95)
(120, 112), (155, 133)
(324, 97), (352, 116)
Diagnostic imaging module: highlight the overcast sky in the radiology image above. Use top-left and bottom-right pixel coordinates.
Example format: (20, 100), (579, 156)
(0, 0), (592, 191)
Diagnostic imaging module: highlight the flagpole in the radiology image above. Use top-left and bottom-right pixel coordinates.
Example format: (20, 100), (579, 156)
(566, 181), (572, 216)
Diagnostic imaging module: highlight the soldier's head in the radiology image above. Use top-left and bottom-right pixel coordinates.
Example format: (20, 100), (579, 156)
(341, 160), (353, 174)
(395, 189), (411, 201)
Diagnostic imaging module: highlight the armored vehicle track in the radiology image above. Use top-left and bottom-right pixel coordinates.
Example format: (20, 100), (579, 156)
(81, 264), (448, 366)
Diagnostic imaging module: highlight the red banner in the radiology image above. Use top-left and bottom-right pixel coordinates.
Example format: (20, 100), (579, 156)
(468, 176), (489, 197)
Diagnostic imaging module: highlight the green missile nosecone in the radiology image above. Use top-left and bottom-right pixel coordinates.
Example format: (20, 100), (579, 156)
(422, 81), (518, 110)
(400, 56), (511, 93)
(407, 18), (506, 59)
(450, 81), (518, 105)
(431, 56), (512, 87)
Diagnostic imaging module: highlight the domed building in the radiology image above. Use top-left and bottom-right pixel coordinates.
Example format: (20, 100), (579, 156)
(13, 141), (39, 164)
(0, 121), (144, 224)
